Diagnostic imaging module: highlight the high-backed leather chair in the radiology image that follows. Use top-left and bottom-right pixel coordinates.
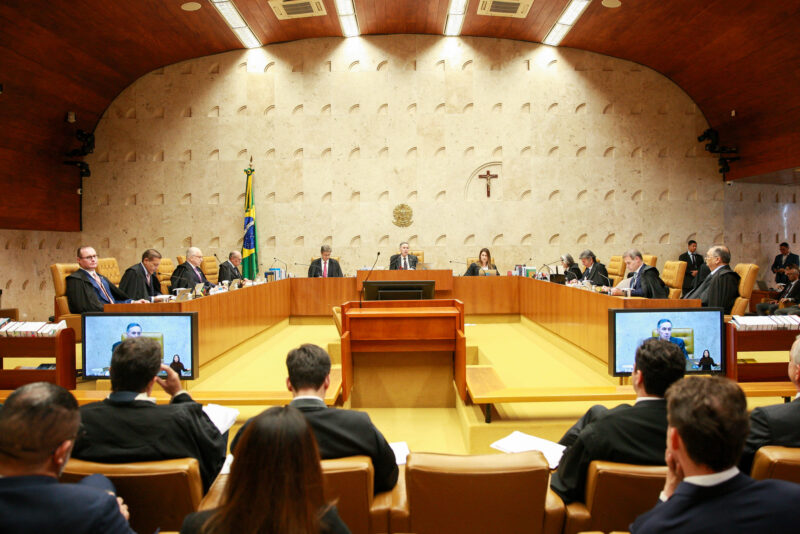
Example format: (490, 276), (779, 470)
(729, 263), (759, 316)
(201, 255), (219, 284)
(96, 257), (122, 285)
(661, 260), (687, 299)
(750, 446), (800, 484)
(651, 327), (694, 357)
(61, 457), (203, 534)
(606, 256), (625, 286)
(410, 250), (424, 263)
(642, 254), (657, 268)
(176, 255), (186, 265)
(157, 257), (174, 294)
(49, 263), (82, 341)
(391, 451), (563, 534)
(562, 460), (667, 534)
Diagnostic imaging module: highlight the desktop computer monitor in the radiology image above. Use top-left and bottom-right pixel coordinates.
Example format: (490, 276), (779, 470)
(362, 280), (435, 300)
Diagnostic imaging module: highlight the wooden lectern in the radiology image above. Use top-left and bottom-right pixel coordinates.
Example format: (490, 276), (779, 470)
(340, 299), (466, 406)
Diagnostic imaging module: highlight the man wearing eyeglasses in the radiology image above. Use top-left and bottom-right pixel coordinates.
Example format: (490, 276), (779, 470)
(66, 246), (147, 314)
(170, 247), (213, 292)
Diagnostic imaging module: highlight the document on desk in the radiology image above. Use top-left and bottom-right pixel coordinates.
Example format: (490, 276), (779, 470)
(490, 431), (566, 469)
(203, 404), (240, 435)
(390, 441), (410, 465)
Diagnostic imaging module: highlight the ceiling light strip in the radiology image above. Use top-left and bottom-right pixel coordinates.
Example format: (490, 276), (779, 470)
(543, 0), (591, 46)
(209, 0), (262, 48)
(444, 0), (469, 36)
(335, 0), (360, 37)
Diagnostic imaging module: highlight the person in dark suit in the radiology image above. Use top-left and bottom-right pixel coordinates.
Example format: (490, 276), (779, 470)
(218, 251), (243, 282)
(232, 344), (398, 494)
(180, 406), (350, 534)
(757, 264), (800, 315)
(631, 377), (800, 534)
(678, 240), (703, 294)
(73, 338), (226, 492)
(655, 318), (688, 359)
(608, 249), (668, 298)
(171, 247), (213, 291)
(389, 241), (418, 270)
(561, 253), (583, 281)
(464, 247), (498, 276)
(682, 245), (739, 313)
(308, 245), (343, 278)
(0, 382), (135, 534)
(739, 338), (800, 473)
(119, 248), (162, 300)
(771, 242), (800, 285)
(550, 339), (685, 504)
(577, 249), (609, 286)
(66, 246), (146, 313)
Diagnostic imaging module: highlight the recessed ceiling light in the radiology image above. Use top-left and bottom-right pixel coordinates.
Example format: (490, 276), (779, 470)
(601, 0), (621, 7)
(181, 2), (202, 11)
(543, 0), (592, 46)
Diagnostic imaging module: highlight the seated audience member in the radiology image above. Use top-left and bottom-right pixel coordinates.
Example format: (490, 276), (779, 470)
(389, 241), (417, 270)
(181, 406), (350, 534)
(679, 240), (703, 294)
(550, 338), (685, 504)
(561, 253), (583, 281)
(577, 249), (609, 286)
(74, 338), (226, 491)
(682, 245), (739, 313)
(608, 249), (668, 298)
(119, 248), (162, 300)
(232, 344), (398, 494)
(218, 251), (243, 282)
(757, 264), (800, 315)
(171, 247), (213, 291)
(464, 247), (497, 276)
(0, 382), (134, 534)
(771, 242), (799, 285)
(66, 246), (147, 313)
(655, 318), (688, 359)
(739, 336), (800, 473)
(308, 245), (343, 278)
(631, 377), (800, 533)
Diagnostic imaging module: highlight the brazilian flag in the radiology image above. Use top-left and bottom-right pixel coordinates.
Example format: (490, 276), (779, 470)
(241, 165), (259, 280)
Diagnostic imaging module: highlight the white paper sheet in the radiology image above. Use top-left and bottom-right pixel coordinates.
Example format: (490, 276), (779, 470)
(390, 441), (410, 465)
(202, 403), (239, 434)
(490, 431), (566, 469)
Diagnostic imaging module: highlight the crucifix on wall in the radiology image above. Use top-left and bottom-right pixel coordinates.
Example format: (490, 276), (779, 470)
(478, 169), (498, 197)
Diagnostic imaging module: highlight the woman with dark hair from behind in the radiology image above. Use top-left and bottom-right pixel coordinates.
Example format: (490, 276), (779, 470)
(180, 406), (350, 534)
(465, 247), (498, 276)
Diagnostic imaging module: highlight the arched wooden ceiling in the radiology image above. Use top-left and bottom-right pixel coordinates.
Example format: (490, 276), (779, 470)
(1, 0), (798, 230)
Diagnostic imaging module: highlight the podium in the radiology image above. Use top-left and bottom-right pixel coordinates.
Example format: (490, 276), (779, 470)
(340, 299), (466, 407)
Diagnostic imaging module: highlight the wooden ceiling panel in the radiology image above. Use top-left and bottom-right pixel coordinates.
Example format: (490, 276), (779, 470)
(355, 0), (450, 36)
(461, 0), (569, 43)
(238, 0), (344, 45)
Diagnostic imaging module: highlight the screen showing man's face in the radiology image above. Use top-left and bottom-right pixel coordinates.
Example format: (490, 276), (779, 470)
(658, 322), (672, 340)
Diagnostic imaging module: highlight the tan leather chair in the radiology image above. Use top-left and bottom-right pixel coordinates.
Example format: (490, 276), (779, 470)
(410, 250), (424, 263)
(606, 256), (625, 287)
(157, 257), (174, 294)
(661, 260), (687, 299)
(391, 451), (563, 534)
(61, 457), (203, 534)
(642, 254), (657, 268)
(96, 257), (122, 285)
(49, 263), (82, 341)
(176, 255), (186, 265)
(201, 255), (219, 284)
(729, 263), (760, 316)
(651, 327), (693, 356)
(563, 461), (666, 534)
(750, 446), (800, 484)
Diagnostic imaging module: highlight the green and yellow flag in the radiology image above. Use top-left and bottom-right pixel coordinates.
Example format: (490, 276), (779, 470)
(241, 164), (259, 280)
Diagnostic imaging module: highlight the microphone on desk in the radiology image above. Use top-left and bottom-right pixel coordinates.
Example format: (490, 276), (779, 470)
(449, 260), (467, 265)
(273, 257), (288, 270)
(360, 252), (381, 307)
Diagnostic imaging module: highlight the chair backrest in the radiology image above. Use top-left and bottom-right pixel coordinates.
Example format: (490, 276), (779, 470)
(730, 297), (749, 316)
(321, 456), (374, 534)
(202, 256), (219, 284)
(61, 457), (203, 534)
(583, 461), (667, 533)
(751, 446), (800, 483)
(409, 250), (424, 263)
(607, 256), (625, 286)
(157, 257), (174, 294)
(96, 257), (121, 285)
(176, 255), (186, 265)
(734, 263), (759, 300)
(642, 254), (657, 267)
(405, 451), (551, 534)
(50, 263), (80, 318)
(661, 261), (687, 296)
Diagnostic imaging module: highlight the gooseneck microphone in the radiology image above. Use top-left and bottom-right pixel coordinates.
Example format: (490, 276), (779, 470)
(273, 257), (288, 270)
(449, 260), (467, 265)
(360, 252), (381, 307)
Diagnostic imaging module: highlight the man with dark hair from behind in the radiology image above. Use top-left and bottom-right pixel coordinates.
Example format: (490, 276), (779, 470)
(631, 377), (800, 533)
(232, 343), (398, 494)
(0, 382), (134, 533)
(73, 337), (226, 491)
(550, 338), (686, 504)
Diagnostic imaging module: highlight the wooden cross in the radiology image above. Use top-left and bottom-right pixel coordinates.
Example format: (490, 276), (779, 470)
(478, 170), (498, 198)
